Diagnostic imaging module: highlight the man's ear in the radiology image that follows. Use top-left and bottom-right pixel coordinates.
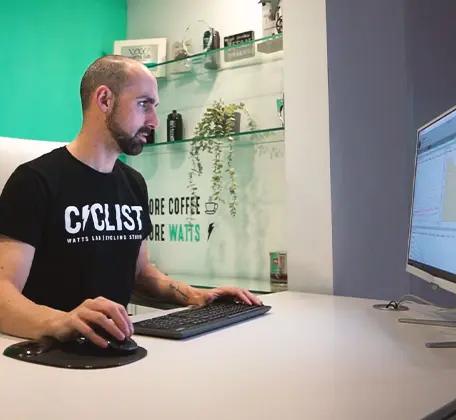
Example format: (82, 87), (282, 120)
(94, 85), (114, 113)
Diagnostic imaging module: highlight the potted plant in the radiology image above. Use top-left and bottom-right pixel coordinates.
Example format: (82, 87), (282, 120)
(187, 99), (255, 217)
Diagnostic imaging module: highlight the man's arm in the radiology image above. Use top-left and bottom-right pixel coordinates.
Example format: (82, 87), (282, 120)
(134, 240), (263, 306)
(0, 235), (133, 347)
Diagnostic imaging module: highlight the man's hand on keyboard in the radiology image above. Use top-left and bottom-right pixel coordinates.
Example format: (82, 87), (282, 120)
(194, 286), (263, 306)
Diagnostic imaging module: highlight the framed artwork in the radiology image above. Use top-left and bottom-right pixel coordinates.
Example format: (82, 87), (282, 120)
(113, 38), (167, 78)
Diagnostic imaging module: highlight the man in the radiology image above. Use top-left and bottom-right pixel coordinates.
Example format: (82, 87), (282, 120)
(0, 55), (261, 348)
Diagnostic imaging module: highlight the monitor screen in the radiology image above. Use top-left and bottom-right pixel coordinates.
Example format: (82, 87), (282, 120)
(407, 105), (456, 290)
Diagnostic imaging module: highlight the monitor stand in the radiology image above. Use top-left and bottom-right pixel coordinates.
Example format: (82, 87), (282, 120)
(398, 318), (456, 327)
(425, 341), (456, 348)
(398, 318), (456, 348)
(374, 294), (456, 348)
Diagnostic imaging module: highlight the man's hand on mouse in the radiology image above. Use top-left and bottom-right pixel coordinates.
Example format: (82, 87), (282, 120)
(191, 286), (263, 307)
(43, 296), (133, 348)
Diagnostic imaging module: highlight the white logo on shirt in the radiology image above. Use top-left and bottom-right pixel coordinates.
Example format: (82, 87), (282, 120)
(64, 204), (143, 234)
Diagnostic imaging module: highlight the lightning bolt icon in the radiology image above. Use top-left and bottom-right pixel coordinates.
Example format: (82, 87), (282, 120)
(208, 222), (215, 240)
(82, 205), (90, 231)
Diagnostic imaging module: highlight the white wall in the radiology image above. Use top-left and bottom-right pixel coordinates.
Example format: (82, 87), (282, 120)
(283, 0), (333, 293)
(127, 0), (333, 292)
(126, 0), (285, 283)
(133, 138), (286, 281)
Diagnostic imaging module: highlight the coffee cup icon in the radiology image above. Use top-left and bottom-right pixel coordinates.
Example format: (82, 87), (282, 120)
(205, 201), (218, 215)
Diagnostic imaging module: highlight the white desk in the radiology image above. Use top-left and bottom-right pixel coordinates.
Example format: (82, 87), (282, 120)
(1, 291), (456, 420)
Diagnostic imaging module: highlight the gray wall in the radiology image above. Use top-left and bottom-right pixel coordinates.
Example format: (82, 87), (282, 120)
(327, 0), (456, 305)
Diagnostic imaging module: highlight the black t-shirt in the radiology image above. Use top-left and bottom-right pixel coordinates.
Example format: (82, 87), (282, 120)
(0, 147), (152, 311)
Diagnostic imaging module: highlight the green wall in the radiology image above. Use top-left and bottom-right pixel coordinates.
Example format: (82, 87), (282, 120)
(0, 0), (126, 141)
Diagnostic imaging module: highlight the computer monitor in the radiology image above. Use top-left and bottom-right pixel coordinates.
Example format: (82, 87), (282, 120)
(407, 105), (456, 294)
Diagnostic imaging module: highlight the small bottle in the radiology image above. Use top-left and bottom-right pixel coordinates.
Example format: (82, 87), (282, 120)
(146, 129), (155, 144)
(167, 110), (183, 142)
(203, 28), (221, 70)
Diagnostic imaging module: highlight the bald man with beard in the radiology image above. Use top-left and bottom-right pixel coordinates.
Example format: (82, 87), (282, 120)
(0, 55), (261, 348)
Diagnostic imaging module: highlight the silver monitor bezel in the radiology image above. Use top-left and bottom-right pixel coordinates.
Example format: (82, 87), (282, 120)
(406, 104), (456, 294)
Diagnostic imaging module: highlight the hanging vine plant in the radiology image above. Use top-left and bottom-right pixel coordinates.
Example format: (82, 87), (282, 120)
(188, 99), (255, 218)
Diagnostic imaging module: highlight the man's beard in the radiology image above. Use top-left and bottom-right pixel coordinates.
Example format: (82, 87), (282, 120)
(106, 108), (151, 156)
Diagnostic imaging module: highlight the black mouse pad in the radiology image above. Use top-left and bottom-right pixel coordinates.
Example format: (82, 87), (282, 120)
(3, 340), (147, 369)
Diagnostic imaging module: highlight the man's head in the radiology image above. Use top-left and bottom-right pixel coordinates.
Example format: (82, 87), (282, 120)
(80, 55), (159, 155)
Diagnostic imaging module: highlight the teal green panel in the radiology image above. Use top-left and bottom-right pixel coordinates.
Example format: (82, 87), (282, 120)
(0, 0), (126, 141)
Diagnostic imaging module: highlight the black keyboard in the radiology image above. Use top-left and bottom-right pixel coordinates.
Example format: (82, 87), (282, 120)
(133, 302), (271, 339)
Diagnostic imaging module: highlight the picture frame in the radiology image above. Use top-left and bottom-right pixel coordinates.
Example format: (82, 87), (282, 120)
(113, 38), (167, 78)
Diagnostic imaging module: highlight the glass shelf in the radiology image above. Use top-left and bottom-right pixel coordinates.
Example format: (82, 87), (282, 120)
(143, 126), (284, 150)
(145, 33), (283, 80)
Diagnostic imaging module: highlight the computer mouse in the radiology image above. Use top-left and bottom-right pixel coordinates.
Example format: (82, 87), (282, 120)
(83, 325), (139, 354)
